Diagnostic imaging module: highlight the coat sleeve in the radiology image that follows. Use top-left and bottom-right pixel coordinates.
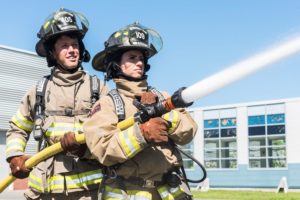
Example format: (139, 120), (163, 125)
(160, 91), (198, 145)
(6, 86), (36, 161)
(84, 96), (148, 166)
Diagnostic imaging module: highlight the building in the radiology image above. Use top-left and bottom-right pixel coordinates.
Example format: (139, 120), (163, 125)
(0, 45), (49, 190)
(185, 97), (300, 189)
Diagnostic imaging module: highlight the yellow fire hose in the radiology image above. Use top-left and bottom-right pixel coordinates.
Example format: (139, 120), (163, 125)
(0, 116), (134, 193)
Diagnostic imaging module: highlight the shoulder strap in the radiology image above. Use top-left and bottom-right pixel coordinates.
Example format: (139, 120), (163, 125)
(90, 75), (100, 105)
(35, 75), (50, 117)
(33, 75), (50, 142)
(108, 89), (125, 122)
(147, 86), (165, 101)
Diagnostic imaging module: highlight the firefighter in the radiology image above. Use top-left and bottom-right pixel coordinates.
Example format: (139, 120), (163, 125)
(6, 8), (108, 199)
(84, 22), (198, 199)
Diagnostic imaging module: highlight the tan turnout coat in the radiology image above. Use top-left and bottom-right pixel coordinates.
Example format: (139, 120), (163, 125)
(84, 78), (198, 200)
(6, 68), (108, 197)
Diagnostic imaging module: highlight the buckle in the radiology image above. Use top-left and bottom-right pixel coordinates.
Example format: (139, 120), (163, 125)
(143, 179), (155, 188)
(65, 108), (74, 116)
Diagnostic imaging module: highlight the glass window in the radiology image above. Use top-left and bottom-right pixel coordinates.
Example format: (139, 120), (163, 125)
(221, 128), (236, 137)
(221, 159), (237, 168)
(204, 129), (219, 138)
(248, 126), (265, 136)
(268, 146), (286, 157)
(268, 137), (285, 146)
(221, 118), (236, 127)
(204, 109), (237, 169)
(180, 142), (194, 170)
(249, 147), (266, 157)
(249, 159), (266, 168)
(249, 137), (266, 147)
(205, 160), (219, 168)
(248, 104), (287, 169)
(268, 158), (287, 168)
(267, 114), (285, 124)
(204, 149), (219, 159)
(248, 115), (265, 125)
(204, 119), (219, 128)
(267, 125), (285, 135)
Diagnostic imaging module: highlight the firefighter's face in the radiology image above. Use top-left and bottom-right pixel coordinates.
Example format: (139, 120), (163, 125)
(53, 35), (80, 69)
(120, 50), (145, 78)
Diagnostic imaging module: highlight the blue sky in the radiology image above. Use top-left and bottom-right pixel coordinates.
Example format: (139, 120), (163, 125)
(1, 1), (299, 107)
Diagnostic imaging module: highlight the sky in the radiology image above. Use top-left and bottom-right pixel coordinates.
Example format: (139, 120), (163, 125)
(0, 0), (300, 108)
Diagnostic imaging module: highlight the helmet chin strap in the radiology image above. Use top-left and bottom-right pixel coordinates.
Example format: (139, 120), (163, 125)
(55, 61), (82, 74)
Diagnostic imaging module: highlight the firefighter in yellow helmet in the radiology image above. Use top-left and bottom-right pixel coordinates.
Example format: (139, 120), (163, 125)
(6, 8), (108, 199)
(84, 22), (198, 199)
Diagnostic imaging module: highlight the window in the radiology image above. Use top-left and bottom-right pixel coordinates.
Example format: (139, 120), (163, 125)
(248, 104), (287, 168)
(203, 109), (237, 169)
(180, 142), (194, 170)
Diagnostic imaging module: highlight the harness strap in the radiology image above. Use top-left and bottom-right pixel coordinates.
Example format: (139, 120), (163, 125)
(121, 176), (165, 188)
(108, 89), (125, 122)
(46, 109), (90, 116)
(90, 75), (100, 104)
(33, 76), (50, 142)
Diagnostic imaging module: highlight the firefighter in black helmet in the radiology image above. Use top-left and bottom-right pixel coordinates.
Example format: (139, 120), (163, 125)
(6, 8), (108, 199)
(35, 8), (91, 70)
(84, 22), (197, 199)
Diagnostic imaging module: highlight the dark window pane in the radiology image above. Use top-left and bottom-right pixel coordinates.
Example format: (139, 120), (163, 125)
(248, 115), (265, 125)
(267, 114), (285, 124)
(221, 118), (236, 127)
(267, 125), (285, 135)
(221, 128), (236, 137)
(204, 129), (219, 138)
(248, 126), (265, 136)
(204, 119), (219, 128)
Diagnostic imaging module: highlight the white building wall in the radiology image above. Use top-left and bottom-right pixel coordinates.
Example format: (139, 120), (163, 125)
(236, 106), (248, 165)
(285, 100), (300, 164)
(192, 109), (204, 162)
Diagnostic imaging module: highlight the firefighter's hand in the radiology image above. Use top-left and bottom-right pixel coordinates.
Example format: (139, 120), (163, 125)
(60, 132), (86, 157)
(9, 155), (31, 179)
(139, 117), (169, 143)
(140, 92), (158, 105)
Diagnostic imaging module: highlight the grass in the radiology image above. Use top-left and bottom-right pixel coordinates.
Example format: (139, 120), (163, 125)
(191, 189), (300, 200)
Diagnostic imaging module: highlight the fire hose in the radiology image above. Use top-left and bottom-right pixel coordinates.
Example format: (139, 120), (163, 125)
(2, 35), (300, 192)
